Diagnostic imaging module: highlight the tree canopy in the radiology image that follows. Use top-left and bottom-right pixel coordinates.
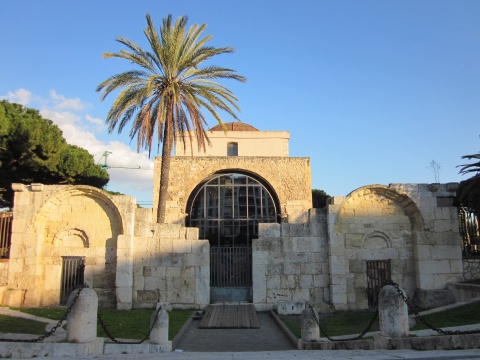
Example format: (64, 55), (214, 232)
(457, 153), (480, 214)
(0, 101), (109, 208)
(97, 14), (245, 223)
(312, 189), (331, 208)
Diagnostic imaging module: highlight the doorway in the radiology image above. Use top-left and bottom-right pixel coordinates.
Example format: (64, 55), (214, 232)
(188, 172), (279, 302)
(60, 256), (85, 305)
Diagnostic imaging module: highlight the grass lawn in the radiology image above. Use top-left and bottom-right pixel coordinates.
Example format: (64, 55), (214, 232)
(278, 309), (379, 339)
(410, 301), (480, 331)
(0, 314), (48, 335)
(7, 307), (192, 340)
(279, 301), (480, 339)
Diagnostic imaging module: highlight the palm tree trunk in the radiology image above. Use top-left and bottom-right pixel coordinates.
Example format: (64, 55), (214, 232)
(156, 116), (173, 223)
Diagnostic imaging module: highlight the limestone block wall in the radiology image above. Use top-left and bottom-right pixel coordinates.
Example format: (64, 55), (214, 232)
(152, 156), (312, 224)
(252, 209), (329, 310)
(332, 189), (415, 309)
(2, 184), (134, 308)
(327, 183), (463, 310)
(390, 184), (463, 289)
(132, 220), (210, 309)
(0, 261), (8, 286)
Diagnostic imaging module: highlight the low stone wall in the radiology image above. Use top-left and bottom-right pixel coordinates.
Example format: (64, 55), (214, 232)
(374, 333), (480, 350)
(253, 210), (329, 309)
(132, 223), (210, 309)
(446, 282), (480, 302)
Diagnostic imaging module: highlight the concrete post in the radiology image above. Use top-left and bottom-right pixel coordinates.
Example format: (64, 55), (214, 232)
(301, 307), (320, 342)
(66, 288), (98, 343)
(379, 284), (409, 338)
(150, 308), (169, 345)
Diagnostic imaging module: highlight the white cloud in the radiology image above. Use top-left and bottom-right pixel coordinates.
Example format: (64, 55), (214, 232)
(50, 90), (86, 111)
(40, 108), (154, 199)
(3, 88), (154, 201)
(85, 114), (106, 132)
(85, 114), (104, 126)
(2, 88), (32, 105)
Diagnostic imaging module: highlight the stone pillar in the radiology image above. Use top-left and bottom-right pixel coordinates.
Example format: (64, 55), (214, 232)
(66, 288), (98, 343)
(150, 308), (169, 345)
(301, 307), (320, 342)
(379, 284), (409, 337)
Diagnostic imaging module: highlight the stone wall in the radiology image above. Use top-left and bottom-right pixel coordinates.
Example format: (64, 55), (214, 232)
(333, 188), (416, 309)
(463, 259), (480, 281)
(252, 209), (330, 310)
(1, 181), (467, 311)
(1, 184), (135, 308)
(327, 183), (463, 310)
(0, 261), (8, 286)
(153, 156), (312, 224)
(132, 214), (210, 309)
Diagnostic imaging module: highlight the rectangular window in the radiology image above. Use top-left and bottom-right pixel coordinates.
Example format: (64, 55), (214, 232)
(227, 142), (238, 156)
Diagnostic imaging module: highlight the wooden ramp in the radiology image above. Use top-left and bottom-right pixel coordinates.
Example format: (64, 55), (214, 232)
(198, 304), (259, 329)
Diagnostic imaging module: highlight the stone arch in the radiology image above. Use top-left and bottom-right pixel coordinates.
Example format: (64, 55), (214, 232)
(32, 185), (124, 307)
(362, 231), (392, 249)
(52, 228), (89, 248)
(34, 185), (125, 234)
(334, 184), (422, 309)
(155, 157), (311, 224)
(185, 169), (281, 245)
(183, 167), (282, 218)
(341, 185), (424, 232)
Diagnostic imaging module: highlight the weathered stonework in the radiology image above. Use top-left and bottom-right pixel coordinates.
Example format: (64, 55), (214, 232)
(253, 210), (330, 310)
(0, 180), (467, 311)
(463, 259), (480, 281)
(0, 124), (470, 311)
(152, 156), (312, 224)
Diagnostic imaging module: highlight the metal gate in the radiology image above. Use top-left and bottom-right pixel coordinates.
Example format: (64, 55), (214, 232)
(366, 259), (391, 308)
(0, 212), (12, 259)
(210, 247), (252, 302)
(60, 256), (85, 305)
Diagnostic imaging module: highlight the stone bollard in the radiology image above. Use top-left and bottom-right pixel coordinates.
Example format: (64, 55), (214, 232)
(150, 307), (169, 345)
(301, 307), (320, 342)
(66, 287), (98, 343)
(378, 284), (409, 338)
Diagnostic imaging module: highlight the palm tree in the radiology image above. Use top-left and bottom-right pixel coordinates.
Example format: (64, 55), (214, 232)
(97, 14), (246, 223)
(458, 153), (480, 214)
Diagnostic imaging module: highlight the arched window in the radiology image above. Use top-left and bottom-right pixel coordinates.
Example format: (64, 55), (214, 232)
(227, 142), (238, 156)
(187, 173), (279, 247)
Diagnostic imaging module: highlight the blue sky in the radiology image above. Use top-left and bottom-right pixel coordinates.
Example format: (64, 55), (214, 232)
(1, 0), (479, 204)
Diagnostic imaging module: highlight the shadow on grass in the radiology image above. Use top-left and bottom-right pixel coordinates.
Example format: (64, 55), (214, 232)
(9, 307), (193, 340)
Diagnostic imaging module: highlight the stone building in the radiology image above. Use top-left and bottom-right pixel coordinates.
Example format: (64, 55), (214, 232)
(0, 123), (472, 311)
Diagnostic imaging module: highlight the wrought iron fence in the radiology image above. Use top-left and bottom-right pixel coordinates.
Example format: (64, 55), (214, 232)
(0, 212), (12, 259)
(458, 207), (480, 257)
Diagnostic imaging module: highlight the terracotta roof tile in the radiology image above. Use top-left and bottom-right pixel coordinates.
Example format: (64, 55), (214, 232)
(209, 122), (259, 131)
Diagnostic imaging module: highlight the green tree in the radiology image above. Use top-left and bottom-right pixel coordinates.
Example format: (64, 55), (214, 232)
(312, 189), (331, 208)
(97, 14), (245, 223)
(0, 101), (109, 208)
(457, 153), (480, 214)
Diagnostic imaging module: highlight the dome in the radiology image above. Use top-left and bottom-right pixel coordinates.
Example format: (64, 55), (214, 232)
(209, 122), (259, 131)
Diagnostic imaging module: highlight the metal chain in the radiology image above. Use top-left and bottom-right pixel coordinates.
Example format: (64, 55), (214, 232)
(386, 281), (480, 336)
(97, 306), (163, 344)
(0, 284), (87, 343)
(308, 304), (378, 341)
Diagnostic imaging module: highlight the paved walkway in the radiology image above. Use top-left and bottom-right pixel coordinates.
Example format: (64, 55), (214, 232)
(1, 307), (480, 359)
(175, 312), (295, 352)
